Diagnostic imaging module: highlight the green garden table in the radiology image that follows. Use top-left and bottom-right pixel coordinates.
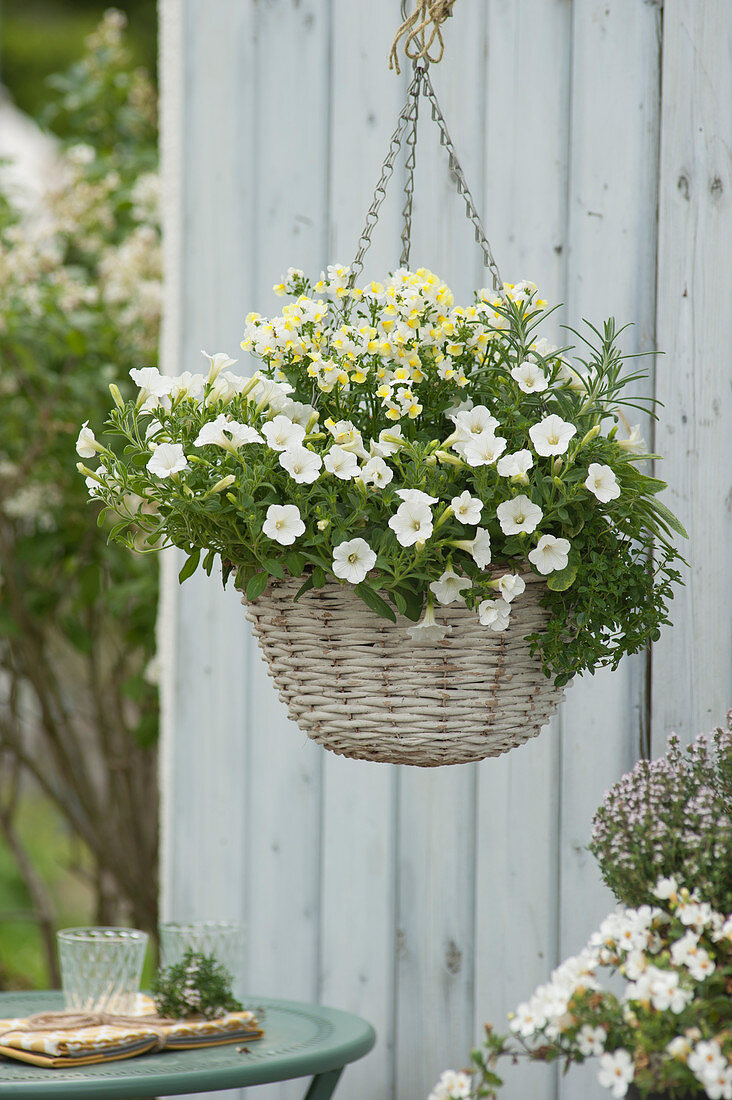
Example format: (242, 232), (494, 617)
(0, 991), (376, 1099)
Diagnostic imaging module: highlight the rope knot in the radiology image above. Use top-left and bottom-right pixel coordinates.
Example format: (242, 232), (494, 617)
(388, 0), (457, 75)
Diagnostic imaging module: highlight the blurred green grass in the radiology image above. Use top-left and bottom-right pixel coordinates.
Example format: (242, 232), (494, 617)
(1, 0), (157, 119)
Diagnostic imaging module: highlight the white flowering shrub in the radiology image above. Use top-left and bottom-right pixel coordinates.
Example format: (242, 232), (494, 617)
(84, 265), (684, 686)
(433, 885), (732, 1099)
(591, 720), (732, 915)
(0, 12), (161, 939)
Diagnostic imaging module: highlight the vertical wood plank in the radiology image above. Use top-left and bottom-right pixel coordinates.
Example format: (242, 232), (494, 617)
(651, 0), (732, 751)
(318, 4), (403, 1098)
(159, 2), (259, 1097)
(243, 3), (332, 1098)
(560, 3), (662, 1098)
(393, 6), (483, 1098)
(474, 3), (571, 1097)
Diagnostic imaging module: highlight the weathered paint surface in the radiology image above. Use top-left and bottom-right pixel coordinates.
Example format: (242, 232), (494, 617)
(159, 2), (732, 1098)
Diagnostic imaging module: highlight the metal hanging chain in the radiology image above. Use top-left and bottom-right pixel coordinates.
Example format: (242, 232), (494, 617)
(421, 67), (503, 293)
(349, 69), (423, 287)
(399, 68), (423, 268)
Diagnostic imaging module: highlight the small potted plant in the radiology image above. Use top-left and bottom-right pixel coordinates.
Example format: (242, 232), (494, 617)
(152, 949), (243, 1020)
(79, 266), (685, 764)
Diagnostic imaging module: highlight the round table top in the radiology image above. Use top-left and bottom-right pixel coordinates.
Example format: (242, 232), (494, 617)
(0, 991), (376, 1098)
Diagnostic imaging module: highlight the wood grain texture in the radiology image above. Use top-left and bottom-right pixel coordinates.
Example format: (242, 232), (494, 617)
(651, 0), (732, 751)
(560, 3), (662, 1097)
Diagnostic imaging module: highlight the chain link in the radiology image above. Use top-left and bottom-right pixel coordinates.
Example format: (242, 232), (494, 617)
(348, 70), (422, 287)
(399, 68), (423, 268)
(421, 68), (503, 292)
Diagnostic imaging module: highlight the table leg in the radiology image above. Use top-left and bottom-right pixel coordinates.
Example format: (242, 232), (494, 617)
(303, 1067), (344, 1100)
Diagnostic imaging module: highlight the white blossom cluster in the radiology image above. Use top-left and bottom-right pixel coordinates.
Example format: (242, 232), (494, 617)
(81, 266), (651, 643)
(431, 882), (731, 1099)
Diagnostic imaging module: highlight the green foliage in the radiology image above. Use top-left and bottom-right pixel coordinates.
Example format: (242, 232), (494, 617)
(152, 950), (243, 1021)
(88, 272), (684, 687)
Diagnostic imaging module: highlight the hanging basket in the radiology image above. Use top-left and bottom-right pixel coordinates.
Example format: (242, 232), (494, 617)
(241, 572), (565, 766)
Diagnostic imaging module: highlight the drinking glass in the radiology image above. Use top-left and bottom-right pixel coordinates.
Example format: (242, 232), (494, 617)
(57, 927), (148, 1013)
(159, 921), (244, 994)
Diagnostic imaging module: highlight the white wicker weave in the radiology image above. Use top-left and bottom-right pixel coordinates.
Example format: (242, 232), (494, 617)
(241, 572), (565, 766)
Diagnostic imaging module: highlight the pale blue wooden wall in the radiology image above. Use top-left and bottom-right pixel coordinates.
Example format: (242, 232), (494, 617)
(158, 2), (732, 1098)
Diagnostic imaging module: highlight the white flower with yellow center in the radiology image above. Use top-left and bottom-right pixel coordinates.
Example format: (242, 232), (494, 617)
(406, 601), (449, 644)
(617, 424), (646, 453)
(370, 426), (403, 458)
(388, 499), (434, 546)
(396, 488), (438, 508)
(201, 349), (237, 382)
(262, 504), (305, 546)
(332, 538), (377, 584)
(478, 598), (511, 632)
(430, 569), (472, 606)
(360, 456), (393, 488)
(496, 449), (534, 483)
(146, 442), (188, 479)
(170, 372), (206, 402)
(464, 433), (507, 467)
(529, 414), (577, 457)
(528, 534), (570, 574)
(597, 1050), (634, 1099)
(497, 494), (543, 535)
(262, 414), (306, 452)
(493, 573), (526, 603)
(585, 463), (621, 502)
(279, 447), (322, 484)
(511, 360), (548, 393)
(450, 491), (483, 525)
(130, 366), (172, 404)
(427, 1069), (472, 1100)
(323, 445), (360, 480)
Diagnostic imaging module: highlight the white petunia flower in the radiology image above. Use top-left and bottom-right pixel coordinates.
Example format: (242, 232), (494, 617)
(279, 447), (322, 484)
(463, 433), (507, 467)
(360, 456), (393, 488)
(324, 445), (361, 480)
(194, 414), (263, 450)
(529, 414), (577, 457)
(332, 537), (377, 583)
(130, 366), (173, 402)
(585, 463), (621, 503)
(450, 404), (500, 438)
(262, 414), (307, 452)
(511, 360), (548, 393)
(388, 499), (434, 546)
(430, 569), (472, 606)
(169, 371), (206, 401)
(227, 422), (264, 447)
(396, 488), (439, 507)
(597, 1049), (634, 1098)
(407, 602), (450, 644)
(370, 426), (404, 458)
(76, 421), (98, 458)
(201, 349), (237, 382)
(478, 598), (511, 631)
(528, 534), (571, 575)
(494, 573), (526, 603)
(469, 527), (492, 568)
(262, 503), (305, 546)
(577, 1024), (606, 1056)
(617, 424), (646, 453)
(496, 449), (534, 482)
(496, 494), (543, 535)
(146, 442), (188, 478)
(450, 491), (483, 525)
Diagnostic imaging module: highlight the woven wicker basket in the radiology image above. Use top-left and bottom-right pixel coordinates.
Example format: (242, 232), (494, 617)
(241, 572), (565, 766)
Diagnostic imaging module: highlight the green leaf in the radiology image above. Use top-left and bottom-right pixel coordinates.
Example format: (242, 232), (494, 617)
(284, 551), (306, 577)
(392, 591), (407, 615)
(294, 574), (315, 601)
(263, 556), (286, 580)
(354, 582), (396, 622)
(178, 548), (201, 583)
(245, 572), (268, 600)
(312, 566), (326, 588)
(202, 548), (216, 576)
(547, 560), (579, 592)
(648, 498), (689, 539)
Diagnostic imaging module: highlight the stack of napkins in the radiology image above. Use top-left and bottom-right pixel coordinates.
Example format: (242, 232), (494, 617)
(0, 1000), (264, 1067)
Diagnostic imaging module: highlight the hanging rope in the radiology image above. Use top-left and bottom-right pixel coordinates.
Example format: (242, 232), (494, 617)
(388, 0), (457, 74)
